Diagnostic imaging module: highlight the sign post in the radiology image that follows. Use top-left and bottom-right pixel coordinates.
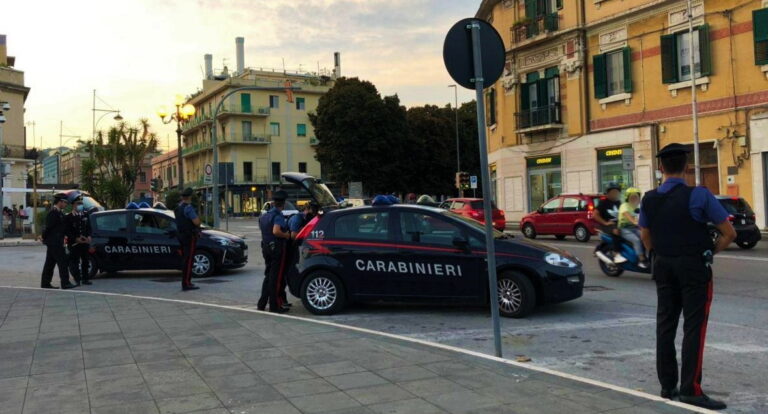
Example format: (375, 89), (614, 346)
(444, 18), (505, 358)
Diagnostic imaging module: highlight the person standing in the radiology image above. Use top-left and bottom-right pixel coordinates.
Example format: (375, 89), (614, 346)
(257, 190), (290, 313)
(41, 194), (75, 289)
(65, 197), (92, 286)
(174, 188), (202, 291)
(639, 143), (735, 410)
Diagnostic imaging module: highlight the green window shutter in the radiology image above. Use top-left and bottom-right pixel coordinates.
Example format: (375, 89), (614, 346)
(698, 24), (712, 76)
(297, 124), (306, 136)
(755, 9), (768, 65)
(593, 54), (608, 99)
(556, 0), (563, 10)
(622, 47), (633, 93)
(536, 78), (548, 107)
(240, 93), (251, 113)
(660, 34), (678, 84)
(525, 0), (536, 18)
(526, 72), (540, 83)
(545, 66), (559, 78)
(520, 83), (530, 111)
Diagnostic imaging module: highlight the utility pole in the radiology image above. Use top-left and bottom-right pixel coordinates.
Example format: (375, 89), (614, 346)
(687, 0), (701, 185)
(449, 85), (461, 197)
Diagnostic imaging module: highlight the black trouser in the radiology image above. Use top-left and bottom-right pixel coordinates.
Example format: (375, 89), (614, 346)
(68, 244), (90, 283)
(258, 240), (286, 311)
(41, 243), (69, 287)
(179, 235), (197, 288)
(654, 254), (713, 397)
(598, 224), (623, 252)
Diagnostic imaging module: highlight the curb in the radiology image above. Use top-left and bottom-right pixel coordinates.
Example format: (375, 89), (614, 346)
(0, 240), (41, 247)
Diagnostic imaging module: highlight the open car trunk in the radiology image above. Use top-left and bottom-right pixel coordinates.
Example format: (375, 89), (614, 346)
(281, 173), (339, 211)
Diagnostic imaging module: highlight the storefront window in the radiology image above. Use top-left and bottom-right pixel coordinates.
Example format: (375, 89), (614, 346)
(598, 147), (633, 193)
(527, 155), (562, 211)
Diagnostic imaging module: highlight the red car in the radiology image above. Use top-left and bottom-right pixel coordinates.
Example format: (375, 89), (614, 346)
(520, 194), (601, 242)
(439, 198), (506, 231)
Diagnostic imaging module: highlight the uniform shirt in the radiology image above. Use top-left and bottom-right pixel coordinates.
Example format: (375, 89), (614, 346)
(259, 208), (287, 243)
(288, 213), (307, 234)
(181, 202), (198, 220)
(639, 177), (729, 227)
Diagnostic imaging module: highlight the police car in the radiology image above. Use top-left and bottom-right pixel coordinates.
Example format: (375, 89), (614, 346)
(87, 207), (247, 278)
(282, 174), (584, 318)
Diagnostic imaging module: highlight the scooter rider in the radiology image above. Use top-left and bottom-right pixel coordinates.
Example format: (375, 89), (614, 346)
(594, 182), (626, 264)
(619, 187), (648, 269)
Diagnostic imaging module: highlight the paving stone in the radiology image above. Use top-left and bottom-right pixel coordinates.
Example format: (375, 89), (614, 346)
(273, 378), (338, 398)
(0, 376), (27, 391)
(88, 376), (154, 408)
(244, 356), (301, 372)
(90, 400), (160, 414)
(146, 378), (212, 399)
(86, 364), (142, 382)
(325, 372), (389, 390)
(376, 366), (438, 383)
(226, 399), (301, 414)
(131, 347), (185, 364)
(0, 387), (25, 414)
(156, 392), (223, 414)
(289, 391), (363, 414)
(213, 384), (284, 408)
(306, 361), (367, 377)
(28, 370), (84, 387)
(344, 383), (415, 405)
(235, 347), (285, 361)
(204, 372), (267, 393)
(367, 398), (446, 414)
(84, 346), (136, 369)
(423, 389), (501, 413)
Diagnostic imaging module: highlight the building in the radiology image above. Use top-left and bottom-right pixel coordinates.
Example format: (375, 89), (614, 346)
(59, 146), (88, 186)
(0, 34), (33, 209)
(180, 37), (338, 214)
(41, 154), (59, 185)
(150, 148), (179, 199)
(477, 0), (768, 227)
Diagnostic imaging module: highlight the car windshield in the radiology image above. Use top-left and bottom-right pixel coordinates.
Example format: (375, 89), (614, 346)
(469, 200), (498, 210)
(303, 178), (338, 208)
(719, 198), (754, 215)
(441, 210), (508, 238)
(82, 196), (105, 211)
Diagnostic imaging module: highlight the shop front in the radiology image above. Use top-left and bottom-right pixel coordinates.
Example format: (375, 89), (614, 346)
(527, 155), (562, 211)
(597, 146), (634, 192)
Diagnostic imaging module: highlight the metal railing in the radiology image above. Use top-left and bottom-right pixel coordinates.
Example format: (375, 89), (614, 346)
(512, 12), (559, 43)
(224, 131), (271, 144)
(181, 115), (212, 133)
(181, 142), (212, 156)
(515, 103), (562, 130)
(218, 104), (270, 116)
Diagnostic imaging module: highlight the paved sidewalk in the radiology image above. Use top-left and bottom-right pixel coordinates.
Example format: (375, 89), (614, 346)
(0, 237), (40, 247)
(0, 288), (701, 414)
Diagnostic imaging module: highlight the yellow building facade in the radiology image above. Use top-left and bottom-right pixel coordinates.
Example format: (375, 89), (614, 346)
(477, 0), (768, 228)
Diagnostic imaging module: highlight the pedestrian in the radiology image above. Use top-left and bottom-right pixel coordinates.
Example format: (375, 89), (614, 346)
(65, 197), (92, 286)
(174, 188), (202, 291)
(257, 190), (291, 313)
(40, 194), (75, 289)
(639, 143), (736, 410)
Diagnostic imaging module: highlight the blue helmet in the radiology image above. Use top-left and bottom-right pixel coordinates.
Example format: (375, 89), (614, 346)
(372, 195), (398, 206)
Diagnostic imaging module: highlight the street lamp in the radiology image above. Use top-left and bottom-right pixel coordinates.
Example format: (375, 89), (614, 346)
(157, 95), (195, 190)
(91, 90), (123, 156)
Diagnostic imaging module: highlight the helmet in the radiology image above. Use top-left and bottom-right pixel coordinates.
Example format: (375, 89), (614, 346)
(625, 187), (641, 201)
(605, 182), (622, 194)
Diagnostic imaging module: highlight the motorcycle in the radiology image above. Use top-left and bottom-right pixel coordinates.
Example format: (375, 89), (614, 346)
(594, 232), (652, 277)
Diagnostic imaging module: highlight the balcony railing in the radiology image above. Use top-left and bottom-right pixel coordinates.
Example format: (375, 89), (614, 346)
(512, 12), (559, 43)
(218, 104), (270, 117)
(181, 115), (212, 133)
(223, 131), (271, 145)
(181, 142), (212, 156)
(515, 103), (562, 130)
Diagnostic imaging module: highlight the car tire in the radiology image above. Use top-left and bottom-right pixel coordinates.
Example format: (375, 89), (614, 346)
(737, 240), (758, 249)
(497, 271), (536, 318)
(574, 225), (591, 243)
(555, 235), (566, 240)
(522, 223), (537, 239)
(87, 256), (99, 279)
(301, 271), (346, 315)
(191, 250), (215, 278)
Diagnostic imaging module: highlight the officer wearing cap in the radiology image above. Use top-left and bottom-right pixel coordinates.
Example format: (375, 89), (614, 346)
(65, 196), (92, 286)
(41, 193), (75, 289)
(175, 188), (202, 291)
(257, 190), (291, 313)
(639, 143), (736, 410)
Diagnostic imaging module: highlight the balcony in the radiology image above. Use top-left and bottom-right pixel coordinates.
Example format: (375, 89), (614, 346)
(222, 131), (271, 145)
(309, 137), (319, 146)
(511, 12), (559, 44)
(515, 103), (562, 132)
(218, 104), (270, 118)
(181, 142), (212, 157)
(181, 115), (212, 133)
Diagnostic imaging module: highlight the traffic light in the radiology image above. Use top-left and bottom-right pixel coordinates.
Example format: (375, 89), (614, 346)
(460, 172), (470, 190)
(150, 178), (160, 192)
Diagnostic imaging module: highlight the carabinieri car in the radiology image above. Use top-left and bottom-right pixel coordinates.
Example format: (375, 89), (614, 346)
(281, 174), (584, 318)
(87, 207), (247, 278)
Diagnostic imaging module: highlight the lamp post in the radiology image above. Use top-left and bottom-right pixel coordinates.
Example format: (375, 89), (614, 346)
(157, 95), (195, 191)
(448, 84), (460, 196)
(92, 90), (123, 159)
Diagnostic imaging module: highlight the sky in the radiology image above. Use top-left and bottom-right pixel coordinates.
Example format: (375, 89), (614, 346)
(1, 0), (478, 152)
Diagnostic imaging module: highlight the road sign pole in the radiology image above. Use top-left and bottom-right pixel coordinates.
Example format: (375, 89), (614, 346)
(469, 20), (503, 359)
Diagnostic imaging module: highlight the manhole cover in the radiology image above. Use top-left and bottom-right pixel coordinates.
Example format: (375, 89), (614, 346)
(584, 285), (613, 291)
(195, 279), (232, 284)
(151, 278), (178, 283)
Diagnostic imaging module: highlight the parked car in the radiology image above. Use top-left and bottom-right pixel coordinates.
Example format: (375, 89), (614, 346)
(344, 198), (372, 208)
(709, 196), (761, 249)
(261, 200), (299, 217)
(439, 198), (506, 231)
(520, 194), (601, 242)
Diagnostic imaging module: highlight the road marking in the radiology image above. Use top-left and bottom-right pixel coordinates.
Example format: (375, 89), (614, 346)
(549, 243), (768, 262)
(0, 286), (713, 414)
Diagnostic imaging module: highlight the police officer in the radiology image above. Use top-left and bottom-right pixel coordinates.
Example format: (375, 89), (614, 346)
(41, 194), (75, 289)
(65, 197), (92, 286)
(257, 190), (291, 313)
(288, 202), (318, 240)
(175, 188), (202, 291)
(639, 143), (736, 410)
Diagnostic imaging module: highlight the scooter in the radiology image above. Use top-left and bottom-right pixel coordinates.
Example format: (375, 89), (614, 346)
(594, 232), (652, 277)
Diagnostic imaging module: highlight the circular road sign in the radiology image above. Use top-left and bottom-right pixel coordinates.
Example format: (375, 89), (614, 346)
(204, 163), (213, 176)
(443, 18), (505, 90)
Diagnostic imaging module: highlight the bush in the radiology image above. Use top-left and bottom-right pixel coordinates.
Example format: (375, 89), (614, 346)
(164, 190), (201, 212)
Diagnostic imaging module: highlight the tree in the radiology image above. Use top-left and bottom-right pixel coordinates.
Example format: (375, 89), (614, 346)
(404, 105), (455, 195)
(81, 120), (158, 209)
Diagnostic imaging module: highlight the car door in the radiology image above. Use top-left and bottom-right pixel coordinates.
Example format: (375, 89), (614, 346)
(393, 210), (484, 302)
(537, 198), (562, 234)
(90, 212), (130, 271)
(128, 211), (179, 269)
(557, 197), (582, 234)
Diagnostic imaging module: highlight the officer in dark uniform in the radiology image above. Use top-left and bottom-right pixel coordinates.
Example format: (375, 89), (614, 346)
(175, 188), (202, 291)
(41, 194), (75, 289)
(257, 190), (291, 313)
(639, 143), (736, 410)
(65, 196), (92, 286)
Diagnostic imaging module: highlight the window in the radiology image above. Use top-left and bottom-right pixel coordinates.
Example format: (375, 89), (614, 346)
(297, 123), (307, 137)
(400, 212), (464, 246)
(270, 122), (280, 136)
(298, 162), (307, 173)
(519, 69), (561, 128)
(451, 201), (465, 209)
(661, 25), (711, 84)
(523, 0), (561, 37)
(593, 48), (632, 98)
(296, 97), (306, 110)
(541, 198), (561, 213)
(754, 8), (768, 65)
(486, 88), (497, 126)
(243, 161), (253, 182)
(172, 165), (177, 178)
(94, 213), (127, 232)
(133, 213), (175, 235)
(561, 198), (581, 212)
(334, 212), (390, 241)
(242, 121), (252, 141)
(240, 93), (252, 113)
(271, 162), (280, 182)
(269, 95), (279, 109)
(139, 172), (146, 183)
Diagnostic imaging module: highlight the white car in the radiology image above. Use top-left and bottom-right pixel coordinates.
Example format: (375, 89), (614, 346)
(261, 200), (299, 217)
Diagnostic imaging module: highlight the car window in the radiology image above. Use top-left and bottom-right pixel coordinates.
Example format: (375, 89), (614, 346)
(400, 212), (464, 246)
(541, 198), (561, 213)
(562, 198), (580, 212)
(718, 198), (754, 215)
(334, 211), (390, 240)
(94, 213), (127, 232)
(452, 201), (465, 209)
(133, 213), (175, 235)
(469, 200), (498, 210)
(438, 201), (451, 209)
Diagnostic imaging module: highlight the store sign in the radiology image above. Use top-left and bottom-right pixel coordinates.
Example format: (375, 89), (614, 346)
(598, 147), (631, 161)
(527, 155), (561, 168)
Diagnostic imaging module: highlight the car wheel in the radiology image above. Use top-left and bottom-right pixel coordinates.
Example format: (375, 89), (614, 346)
(737, 241), (758, 249)
(574, 225), (591, 242)
(87, 256), (99, 279)
(301, 271), (346, 315)
(497, 271), (536, 318)
(555, 235), (566, 240)
(191, 250), (214, 278)
(522, 223), (537, 239)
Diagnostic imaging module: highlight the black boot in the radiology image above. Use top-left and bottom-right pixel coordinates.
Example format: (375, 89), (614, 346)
(660, 387), (679, 400)
(679, 394), (727, 410)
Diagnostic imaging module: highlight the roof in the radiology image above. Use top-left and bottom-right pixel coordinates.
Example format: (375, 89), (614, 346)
(475, 0), (498, 19)
(326, 204), (445, 216)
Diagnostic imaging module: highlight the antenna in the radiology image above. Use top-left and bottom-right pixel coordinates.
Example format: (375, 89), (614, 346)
(282, 58), (286, 74)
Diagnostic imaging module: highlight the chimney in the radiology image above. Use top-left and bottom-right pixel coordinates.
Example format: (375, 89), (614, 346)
(0, 35), (7, 66)
(204, 54), (213, 79)
(235, 37), (245, 75)
(333, 51), (341, 79)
